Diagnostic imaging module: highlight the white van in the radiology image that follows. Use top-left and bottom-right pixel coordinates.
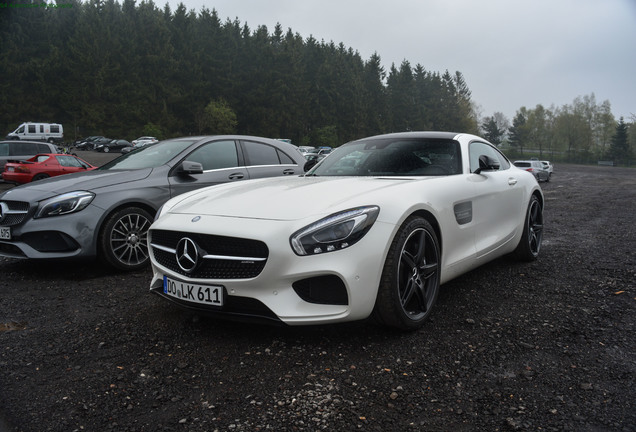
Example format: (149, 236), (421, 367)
(6, 122), (64, 143)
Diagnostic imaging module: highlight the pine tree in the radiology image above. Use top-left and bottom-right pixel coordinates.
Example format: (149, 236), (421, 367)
(608, 117), (630, 164)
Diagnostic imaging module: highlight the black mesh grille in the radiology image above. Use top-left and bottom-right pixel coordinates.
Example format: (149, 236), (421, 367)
(150, 229), (269, 279)
(0, 200), (30, 226)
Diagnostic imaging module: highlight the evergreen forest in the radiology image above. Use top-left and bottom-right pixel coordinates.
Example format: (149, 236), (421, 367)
(1, 0), (634, 164)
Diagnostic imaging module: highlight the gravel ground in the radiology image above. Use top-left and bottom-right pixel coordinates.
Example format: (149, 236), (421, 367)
(0, 162), (634, 432)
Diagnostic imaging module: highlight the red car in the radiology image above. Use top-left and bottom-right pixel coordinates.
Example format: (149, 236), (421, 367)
(2, 153), (97, 184)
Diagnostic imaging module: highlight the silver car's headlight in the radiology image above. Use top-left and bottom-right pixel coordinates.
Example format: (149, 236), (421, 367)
(34, 191), (95, 218)
(290, 206), (380, 256)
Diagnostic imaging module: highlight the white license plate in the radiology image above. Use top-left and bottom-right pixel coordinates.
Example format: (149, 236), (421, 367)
(163, 275), (224, 306)
(0, 227), (10, 240)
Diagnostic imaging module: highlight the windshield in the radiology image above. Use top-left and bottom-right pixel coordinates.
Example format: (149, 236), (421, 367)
(308, 138), (462, 177)
(98, 139), (198, 170)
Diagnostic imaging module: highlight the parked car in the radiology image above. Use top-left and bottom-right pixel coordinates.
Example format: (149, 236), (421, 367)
(131, 136), (158, 146)
(0, 140), (61, 173)
(541, 160), (553, 178)
(76, 136), (112, 151)
(514, 160), (550, 182)
(147, 131), (544, 330)
(94, 139), (132, 153)
(2, 154), (96, 184)
(0, 135), (308, 271)
(120, 140), (157, 154)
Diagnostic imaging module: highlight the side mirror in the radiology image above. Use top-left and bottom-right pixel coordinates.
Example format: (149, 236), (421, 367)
(177, 160), (203, 176)
(304, 159), (318, 172)
(474, 155), (500, 174)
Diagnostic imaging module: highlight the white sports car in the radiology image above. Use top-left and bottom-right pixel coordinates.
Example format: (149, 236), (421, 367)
(148, 132), (544, 330)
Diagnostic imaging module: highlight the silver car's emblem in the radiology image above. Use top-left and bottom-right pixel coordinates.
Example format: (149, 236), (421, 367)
(176, 237), (198, 272)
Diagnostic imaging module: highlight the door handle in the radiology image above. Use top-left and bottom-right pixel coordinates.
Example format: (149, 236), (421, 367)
(228, 173), (245, 180)
(508, 177), (518, 186)
(283, 169), (296, 175)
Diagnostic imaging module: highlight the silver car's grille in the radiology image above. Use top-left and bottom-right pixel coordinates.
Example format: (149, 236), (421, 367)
(0, 200), (30, 226)
(150, 229), (269, 279)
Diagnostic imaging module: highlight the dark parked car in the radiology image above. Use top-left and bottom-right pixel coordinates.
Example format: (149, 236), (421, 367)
(0, 135), (308, 270)
(94, 139), (132, 153)
(74, 136), (106, 150)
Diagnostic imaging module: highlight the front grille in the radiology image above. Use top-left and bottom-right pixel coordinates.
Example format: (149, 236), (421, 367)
(0, 200), (30, 226)
(150, 229), (269, 279)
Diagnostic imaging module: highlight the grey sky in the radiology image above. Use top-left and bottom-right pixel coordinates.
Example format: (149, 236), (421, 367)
(171, 0), (636, 122)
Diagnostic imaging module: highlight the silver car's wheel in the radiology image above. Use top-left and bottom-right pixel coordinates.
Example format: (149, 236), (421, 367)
(513, 195), (543, 261)
(373, 216), (440, 330)
(99, 207), (152, 271)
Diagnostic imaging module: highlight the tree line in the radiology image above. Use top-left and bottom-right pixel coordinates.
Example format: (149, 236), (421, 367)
(1, 0), (633, 164)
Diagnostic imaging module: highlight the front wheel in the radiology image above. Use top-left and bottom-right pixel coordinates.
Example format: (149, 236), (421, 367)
(513, 195), (543, 261)
(32, 173), (49, 181)
(373, 216), (441, 330)
(99, 207), (153, 271)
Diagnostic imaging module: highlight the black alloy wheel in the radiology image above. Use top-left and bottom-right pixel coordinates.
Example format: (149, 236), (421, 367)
(513, 194), (543, 261)
(99, 207), (153, 271)
(373, 216), (441, 330)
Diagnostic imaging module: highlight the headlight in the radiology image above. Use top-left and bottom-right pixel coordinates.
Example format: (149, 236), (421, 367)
(290, 206), (380, 256)
(34, 191), (95, 218)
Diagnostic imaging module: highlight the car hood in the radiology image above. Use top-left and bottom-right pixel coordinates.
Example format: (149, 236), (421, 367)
(165, 175), (425, 221)
(0, 169), (153, 202)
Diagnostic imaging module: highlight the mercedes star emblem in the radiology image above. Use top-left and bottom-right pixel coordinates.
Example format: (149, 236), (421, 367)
(176, 237), (199, 273)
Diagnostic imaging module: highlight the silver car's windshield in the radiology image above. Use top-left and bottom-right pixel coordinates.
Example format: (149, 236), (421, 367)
(99, 139), (198, 170)
(308, 138), (462, 177)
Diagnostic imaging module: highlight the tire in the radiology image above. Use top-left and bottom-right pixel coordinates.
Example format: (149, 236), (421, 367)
(32, 174), (49, 181)
(373, 216), (441, 331)
(98, 207), (153, 271)
(513, 194), (543, 261)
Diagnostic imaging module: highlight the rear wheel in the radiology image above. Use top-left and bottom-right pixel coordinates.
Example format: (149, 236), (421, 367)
(513, 195), (543, 261)
(99, 207), (153, 271)
(373, 216), (440, 330)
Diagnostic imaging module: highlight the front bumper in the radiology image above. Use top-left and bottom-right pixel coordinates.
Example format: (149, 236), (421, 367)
(0, 204), (104, 260)
(149, 213), (395, 326)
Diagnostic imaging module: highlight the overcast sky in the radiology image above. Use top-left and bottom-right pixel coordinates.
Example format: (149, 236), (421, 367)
(169, 0), (635, 122)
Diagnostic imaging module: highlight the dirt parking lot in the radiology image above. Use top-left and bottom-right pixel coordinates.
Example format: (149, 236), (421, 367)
(0, 162), (634, 432)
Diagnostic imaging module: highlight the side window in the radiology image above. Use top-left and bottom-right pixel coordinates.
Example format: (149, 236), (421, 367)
(36, 155), (50, 163)
(277, 149), (296, 165)
(28, 125), (36, 134)
(469, 142), (510, 172)
(57, 156), (81, 167)
(11, 143), (38, 156)
(0, 143), (8, 156)
(51, 125), (60, 133)
(186, 140), (238, 171)
(37, 144), (53, 153)
(40, 125), (44, 133)
(242, 141), (280, 165)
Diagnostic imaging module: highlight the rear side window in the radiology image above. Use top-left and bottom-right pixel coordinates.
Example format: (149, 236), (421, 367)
(242, 141), (280, 165)
(37, 143), (54, 153)
(50, 125), (60, 133)
(27, 125), (36, 133)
